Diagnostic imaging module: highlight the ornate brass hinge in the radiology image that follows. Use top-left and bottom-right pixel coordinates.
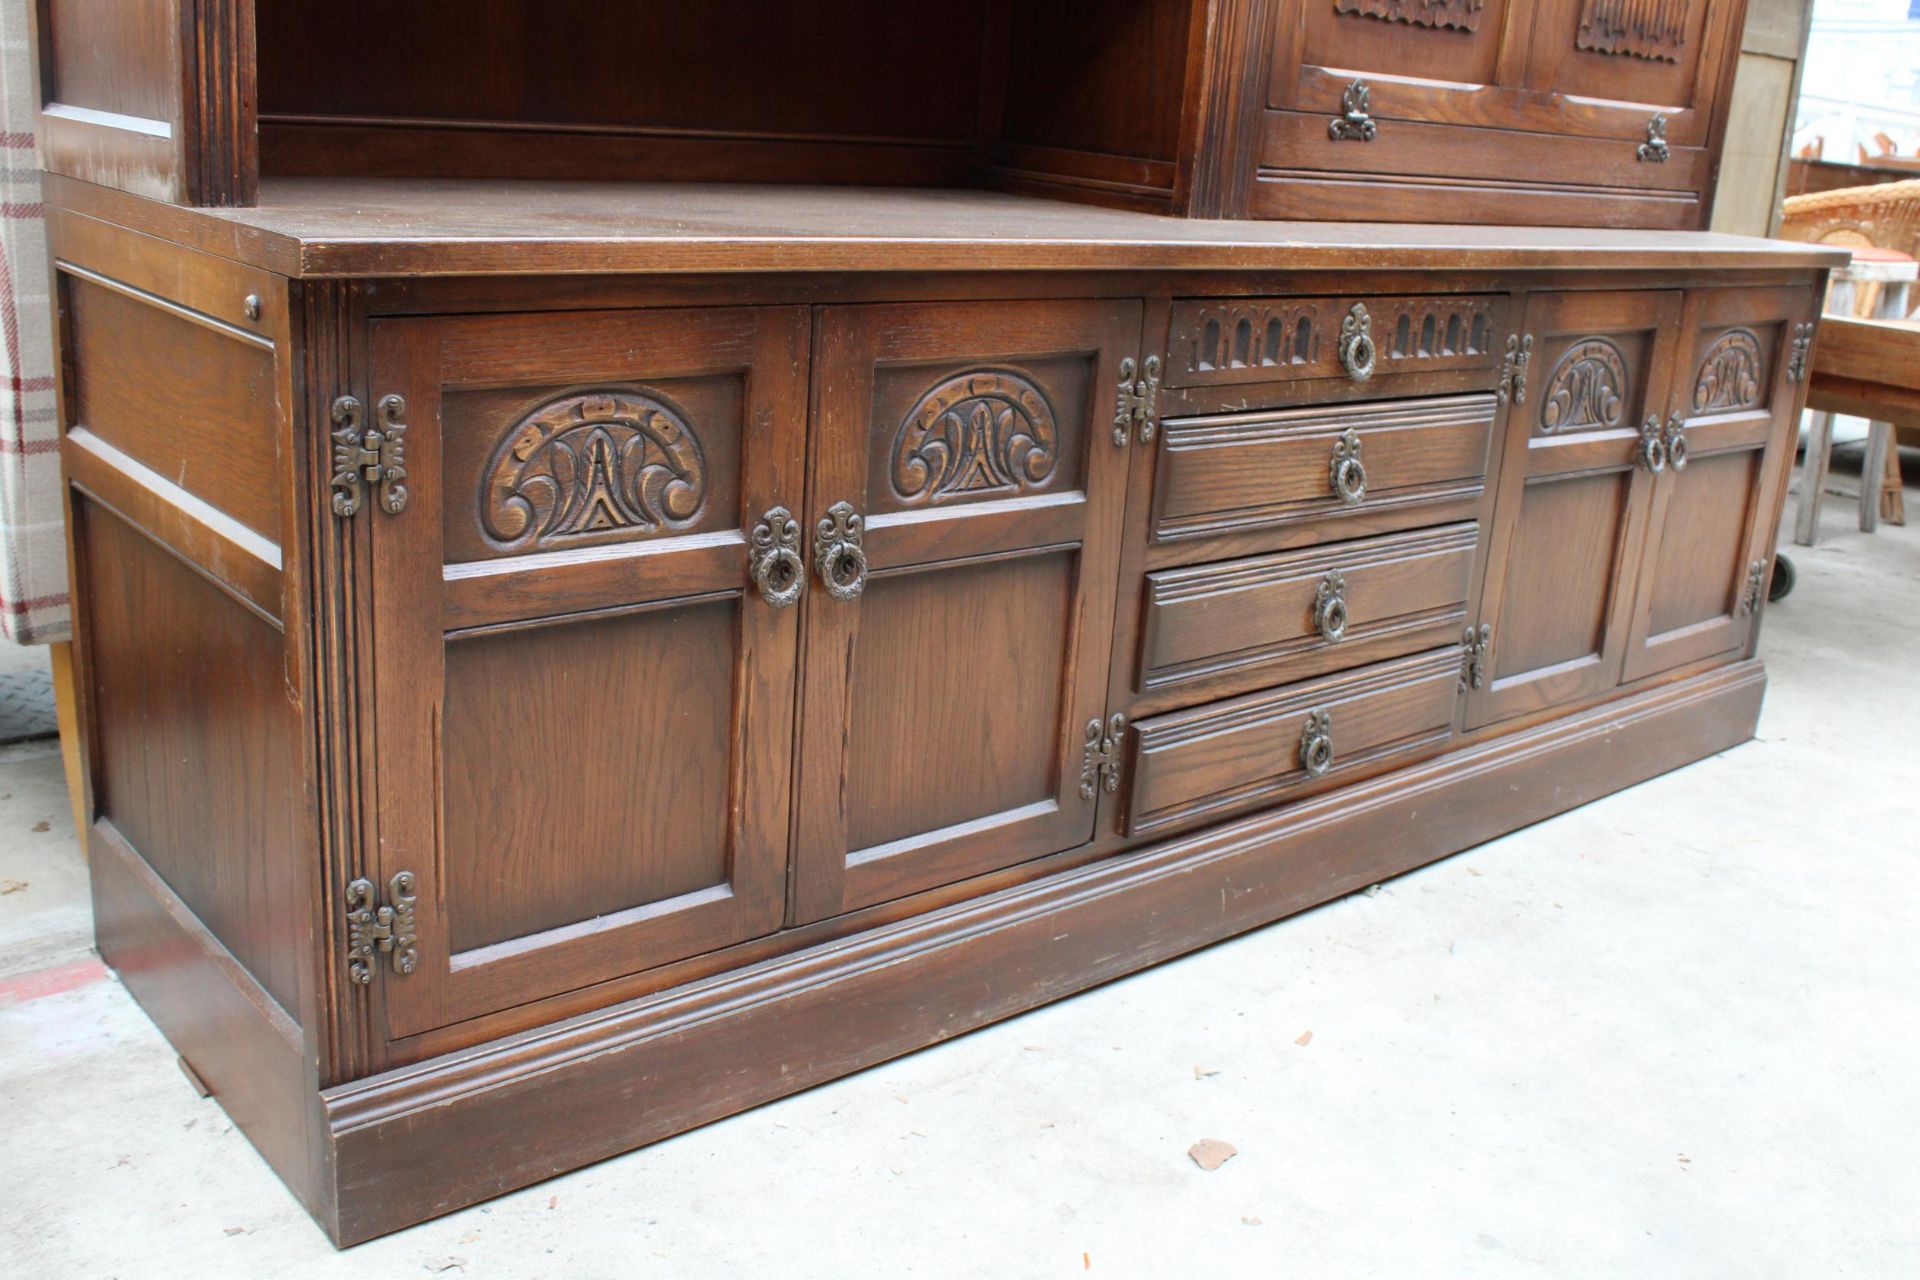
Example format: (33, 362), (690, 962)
(1637, 113), (1670, 163)
(345, 871), (418, 986)
(330, 394), (410, 518)
(1114, 356), (1161, 445)
(1497, 333), (1533, 405)
(1786, 322), (1814, 383)
(1461, 623), (1492, 692)
(1741, 559), (1768, 616)
(1329, 79), (1376, 142)
(1080, 713), (1127, 800)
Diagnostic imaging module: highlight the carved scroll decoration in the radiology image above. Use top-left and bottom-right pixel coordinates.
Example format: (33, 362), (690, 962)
(481, 390), (706, 550)
(1575, 0), (1688, 63)
(893, 369), (1059, 503)
(1334, 0), (1484, 33)
(1692, 329), (1765, 413)
(1540, 339), (1630, 433)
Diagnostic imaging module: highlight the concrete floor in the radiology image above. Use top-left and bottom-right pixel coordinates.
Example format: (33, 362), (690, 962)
(2, 480), (1916, 1279)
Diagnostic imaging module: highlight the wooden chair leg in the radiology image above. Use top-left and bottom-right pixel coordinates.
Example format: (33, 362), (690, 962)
(49, 640), (88, 855)
(1879, 431), (1906, 525)
(1861, 422), (1892, 533)
(1795, 409), (1834, 545)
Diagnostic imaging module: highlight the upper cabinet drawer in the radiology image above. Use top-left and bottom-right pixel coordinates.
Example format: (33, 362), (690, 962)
(1166, 295), (1508, 390)
(1154, 394), (1497, 544)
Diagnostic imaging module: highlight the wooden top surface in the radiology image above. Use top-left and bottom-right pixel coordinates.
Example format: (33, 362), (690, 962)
(53, 176), (1851, 279)
(1807, 315), (1920, 426)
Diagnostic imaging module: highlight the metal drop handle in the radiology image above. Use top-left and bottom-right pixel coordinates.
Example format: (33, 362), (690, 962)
(1638, 417), (1669, 473)
(1330, 427), (1368, 505)
(1299, 709), (1335, 779)
(813, 501), (868, 601)
(1664, 415), (1689, 471)
(1339, 303), (1376, 382)
(1314, 571), (1349, 644)
(749, 507), (805, 608)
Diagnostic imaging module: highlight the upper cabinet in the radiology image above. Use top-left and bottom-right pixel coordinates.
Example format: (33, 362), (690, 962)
(29, 0), (256, 206)
(1258, 0), (1746, 227)
(27, 0), (1748, 230)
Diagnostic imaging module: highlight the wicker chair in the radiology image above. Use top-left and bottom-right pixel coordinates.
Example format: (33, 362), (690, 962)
(1780, 179), (1920, 278)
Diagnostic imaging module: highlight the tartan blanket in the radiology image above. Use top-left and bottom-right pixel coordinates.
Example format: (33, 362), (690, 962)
(0, 0), (66, 644)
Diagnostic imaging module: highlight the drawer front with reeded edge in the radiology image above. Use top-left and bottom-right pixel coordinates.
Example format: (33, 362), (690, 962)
(1153, 394), (1496, 544)
(1166, 295), (1509, 390)
(1124, 647), (1460, 837)
(1139, 522), (1477, 699)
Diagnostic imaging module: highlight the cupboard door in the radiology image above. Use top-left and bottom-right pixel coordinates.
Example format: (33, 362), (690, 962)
(792, 299), (1140, 922)
(1466, 289), (1681, 729)
(366, 307), (809, 1040)
(1620, 286), (1808, 682)
(1521, 0), (1737, 147)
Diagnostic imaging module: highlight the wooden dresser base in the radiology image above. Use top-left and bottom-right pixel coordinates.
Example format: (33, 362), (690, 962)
(98, 659), (1764, 1245)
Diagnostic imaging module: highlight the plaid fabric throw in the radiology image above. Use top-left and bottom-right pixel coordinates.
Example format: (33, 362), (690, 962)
(0, 0), (67, 644)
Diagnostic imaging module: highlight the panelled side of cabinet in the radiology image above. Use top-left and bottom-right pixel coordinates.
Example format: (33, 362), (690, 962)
(47, 207), (327, 1215)
(30, 0), (257, 206)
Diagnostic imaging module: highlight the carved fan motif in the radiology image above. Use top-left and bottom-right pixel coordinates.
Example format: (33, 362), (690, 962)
(481, 390), (706, 549)
(1334, 0), (1484, 33)
(893, 369), (1059, 503)
(1575, 0), (1687, 63)
(1540, 339), (1630, 433)
(1692, 329), (1764, 412)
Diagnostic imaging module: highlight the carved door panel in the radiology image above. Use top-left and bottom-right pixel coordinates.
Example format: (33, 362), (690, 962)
(1271, 0), (1732, 148)
(1521, 0), (1734, 147)
(1271, 0), (1531, 129)
(1621, 286), (1809, 682)
(791, 299), (1140, 923)
(1466, 289), (1682, 730)
(365, 307), (809, 1041)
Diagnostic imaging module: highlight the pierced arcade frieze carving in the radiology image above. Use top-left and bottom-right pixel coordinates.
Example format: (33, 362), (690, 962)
(481, 390), (707, 550)
(1334, 0), (1485, 33)
(1181, 301), (1323, 380)
(1575, 0), (1688, 63)
(1379, 298), (1495, 365)
(893, 368), (1060, 503)
(1692, 329), (1765, 413)
(1540, 338), (1630, 433)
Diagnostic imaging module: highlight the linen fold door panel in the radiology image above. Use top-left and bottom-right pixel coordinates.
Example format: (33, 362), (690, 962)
(364, 307), (809, 1041)
(792, 299), (1141, 923)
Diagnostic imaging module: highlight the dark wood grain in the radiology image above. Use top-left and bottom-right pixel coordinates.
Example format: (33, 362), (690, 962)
(1259, 0), (1748, 227)
(33, 0), (1841, 1249)
(791, 297), (1141, 923)
(46, 177), (1848, 280)
(62, 270), (281, 538)
(1620, 285), (1806, 681)
(1154, 394), (1496, 544)
(1467, 287), (1681, 728)
(364, 305), (809, 1040)
(1139, 522), (1476, 699)
(1126, 646), (1460, 836)
(323, 659), (1768, 1247)
(78, 499), (299, 1014)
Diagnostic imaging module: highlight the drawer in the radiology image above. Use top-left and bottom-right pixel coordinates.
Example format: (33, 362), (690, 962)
(1258, 113), (1710, 200)
(1154, 393), (1495, 544)
(1139, 522), (1476, 697)
(1166, 295), (1509, 390)
(1125, 647), (1460, 837)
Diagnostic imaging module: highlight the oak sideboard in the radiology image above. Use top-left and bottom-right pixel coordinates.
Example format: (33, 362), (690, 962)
(31, 0), (1844, 1245)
